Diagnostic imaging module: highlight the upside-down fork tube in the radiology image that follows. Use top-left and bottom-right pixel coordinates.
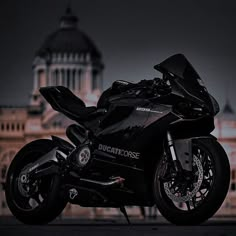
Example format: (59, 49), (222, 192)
(166, 131), (179, 171)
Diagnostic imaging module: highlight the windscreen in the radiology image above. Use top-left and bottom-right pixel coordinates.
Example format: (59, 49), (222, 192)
(154, 54), (214, 112)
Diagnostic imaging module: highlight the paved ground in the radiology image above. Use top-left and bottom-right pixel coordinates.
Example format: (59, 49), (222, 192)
(1, 216), (236, 236)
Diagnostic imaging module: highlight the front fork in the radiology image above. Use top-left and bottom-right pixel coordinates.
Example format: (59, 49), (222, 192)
(166, 131), (179, 171)
(166, 131), (193, 172)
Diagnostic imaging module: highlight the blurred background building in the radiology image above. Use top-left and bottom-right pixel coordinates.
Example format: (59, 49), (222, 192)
(0, 6), (105, 217)
(212, 102), (236, 215)
(0, 6), (236, 218)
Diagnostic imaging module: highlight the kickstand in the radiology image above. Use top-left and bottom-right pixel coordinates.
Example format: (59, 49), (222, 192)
(120, 206), (131, 224)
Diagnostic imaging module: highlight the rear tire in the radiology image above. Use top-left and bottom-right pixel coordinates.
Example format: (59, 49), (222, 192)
(153, 138), (230, 225)
(5, 139), (67, 224)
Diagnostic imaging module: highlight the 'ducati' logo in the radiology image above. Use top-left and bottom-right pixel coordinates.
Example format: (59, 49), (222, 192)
(98, 144), (140, 160)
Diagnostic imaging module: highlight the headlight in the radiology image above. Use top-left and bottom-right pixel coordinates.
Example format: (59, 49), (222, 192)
(173, 101), (207, 119)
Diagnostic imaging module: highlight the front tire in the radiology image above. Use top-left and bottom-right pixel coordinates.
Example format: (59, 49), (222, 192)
(5, 139), (67, 224)
(153, 138), (230, 225)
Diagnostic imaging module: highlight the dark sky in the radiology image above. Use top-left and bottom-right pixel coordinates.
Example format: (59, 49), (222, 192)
(0, 0), (236, 112)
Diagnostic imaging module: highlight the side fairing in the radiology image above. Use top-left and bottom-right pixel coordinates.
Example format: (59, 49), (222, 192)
(89, 98), (178, 203)
(94, 97), (176, 167)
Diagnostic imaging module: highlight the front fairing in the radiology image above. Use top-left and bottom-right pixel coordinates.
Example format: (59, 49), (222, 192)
(154, 54), (218, 115)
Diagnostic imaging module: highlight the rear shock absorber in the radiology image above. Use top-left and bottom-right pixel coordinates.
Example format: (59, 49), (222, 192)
(166, 131), (179, 171)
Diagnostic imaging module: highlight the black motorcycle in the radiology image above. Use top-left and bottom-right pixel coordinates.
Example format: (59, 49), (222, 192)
(5, 54), (230, 225)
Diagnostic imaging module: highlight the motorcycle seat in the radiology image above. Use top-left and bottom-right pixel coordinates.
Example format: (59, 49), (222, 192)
(64, 103), (97, 121)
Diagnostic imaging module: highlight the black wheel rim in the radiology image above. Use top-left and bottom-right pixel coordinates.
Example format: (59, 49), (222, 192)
(9, 150), (54, 211)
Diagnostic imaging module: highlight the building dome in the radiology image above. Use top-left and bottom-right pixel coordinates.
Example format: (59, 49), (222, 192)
(36, 7), (101, 60)
(31, 6), (104, 109)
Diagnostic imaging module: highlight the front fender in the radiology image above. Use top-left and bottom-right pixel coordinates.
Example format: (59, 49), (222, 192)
(174, 135), (216, 171)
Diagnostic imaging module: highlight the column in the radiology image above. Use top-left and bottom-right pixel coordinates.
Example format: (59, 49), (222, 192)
(50, 69), (54, 86)
(68, 69), (71, 89)
(78, 69), (82, 91)
(64, 68), (67, 87)
(59, 69), (62, 86)
(99, 71), (103, 91)
(72, 69), (75, 91)
(61, 69), (65, 86)
(74, 69), (78, 93)
(33, 69), (38, 90)
(84, 67), (92, 94)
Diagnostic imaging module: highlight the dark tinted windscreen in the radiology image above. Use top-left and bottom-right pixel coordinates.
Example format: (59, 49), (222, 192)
(154, 54), (212, 107)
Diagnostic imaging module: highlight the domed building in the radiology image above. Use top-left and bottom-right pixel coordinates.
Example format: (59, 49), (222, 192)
(0, 7), (104, 216)
(31, 7), (103, 109)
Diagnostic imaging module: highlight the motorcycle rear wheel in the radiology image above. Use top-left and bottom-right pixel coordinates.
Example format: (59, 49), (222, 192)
(153, 138), (230, 225)
(5, 139), (67, 224)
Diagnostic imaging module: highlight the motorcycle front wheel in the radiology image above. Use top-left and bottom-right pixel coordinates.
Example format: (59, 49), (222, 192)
(153, 138), (230, 225)
(5, 139), (67, 224)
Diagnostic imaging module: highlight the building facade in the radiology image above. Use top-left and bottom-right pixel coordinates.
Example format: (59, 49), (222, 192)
(212, 102), (236, 215)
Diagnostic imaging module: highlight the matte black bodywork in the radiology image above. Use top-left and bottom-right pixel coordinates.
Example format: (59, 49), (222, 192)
(39, 54), (218, 207)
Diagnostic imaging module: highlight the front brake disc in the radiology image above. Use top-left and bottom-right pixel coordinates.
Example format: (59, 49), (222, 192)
(163, 155), (203, 202)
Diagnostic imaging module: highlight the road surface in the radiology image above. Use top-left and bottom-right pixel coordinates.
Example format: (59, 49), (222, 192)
(1, 216), (236, 236)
